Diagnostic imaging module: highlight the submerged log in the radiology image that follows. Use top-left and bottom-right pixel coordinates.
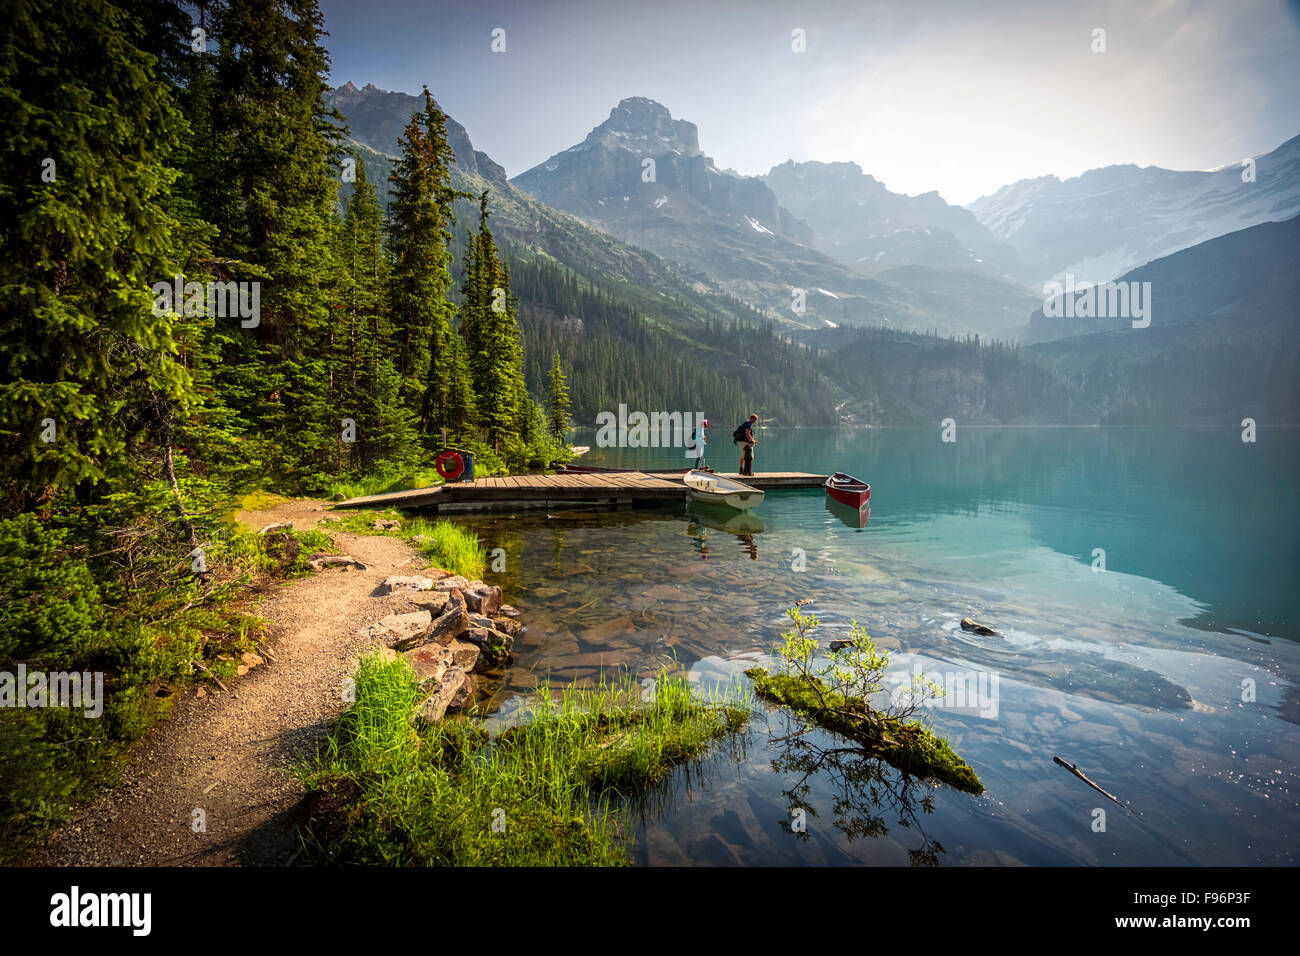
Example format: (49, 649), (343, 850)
(960, 617), (998, 636)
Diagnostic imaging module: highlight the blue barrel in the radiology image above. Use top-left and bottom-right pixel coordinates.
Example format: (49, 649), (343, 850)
(461, 452), (474, 482)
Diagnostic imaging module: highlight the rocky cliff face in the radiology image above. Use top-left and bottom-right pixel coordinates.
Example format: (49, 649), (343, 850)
(763, 160), (1031, 286)
(326, 81), (507, 186)
(513, 97), (814, 245)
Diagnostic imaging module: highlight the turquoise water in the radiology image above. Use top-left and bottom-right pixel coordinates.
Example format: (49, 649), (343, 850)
(466, 427), (1299, 865)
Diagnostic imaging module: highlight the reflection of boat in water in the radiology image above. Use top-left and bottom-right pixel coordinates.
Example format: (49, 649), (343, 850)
(687, 500), (765, 535)
(684, 469), (764, 510)
(825, 496), (870, 529)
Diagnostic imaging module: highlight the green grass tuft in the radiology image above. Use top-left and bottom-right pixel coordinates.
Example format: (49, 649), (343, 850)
(298, 656), (750, 865)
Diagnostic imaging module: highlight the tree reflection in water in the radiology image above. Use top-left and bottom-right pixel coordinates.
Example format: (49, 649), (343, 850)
(770, 727), (946, 867)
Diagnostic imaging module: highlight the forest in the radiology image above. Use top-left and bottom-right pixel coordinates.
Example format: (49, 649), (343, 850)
(0, 0), (572, 850)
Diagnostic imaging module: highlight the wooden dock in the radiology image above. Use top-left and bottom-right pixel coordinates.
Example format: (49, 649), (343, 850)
(335, 471), (827, 514)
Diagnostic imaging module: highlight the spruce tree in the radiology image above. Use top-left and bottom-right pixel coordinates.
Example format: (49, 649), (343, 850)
(0, 0), (193, 514)
(199, 0), (346, 487)
(387, 89), (465, 436)
(459, 192), (529, 454)
(545, 350), (572, 440)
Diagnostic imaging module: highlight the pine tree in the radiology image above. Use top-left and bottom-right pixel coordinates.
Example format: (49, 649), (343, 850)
(336, 154), (419, 469)
(194, 0), (347, 486)
(545, 350), (572, 440)
(459, 192), (529, 453)
(0, 0), (194, 515)
(387, 89), (465, 437)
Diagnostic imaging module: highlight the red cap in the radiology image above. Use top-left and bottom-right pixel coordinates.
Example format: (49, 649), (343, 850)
(702, 419), (710, 426)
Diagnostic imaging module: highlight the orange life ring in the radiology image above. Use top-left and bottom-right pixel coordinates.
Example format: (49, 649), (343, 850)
(435, 451), (464, 481)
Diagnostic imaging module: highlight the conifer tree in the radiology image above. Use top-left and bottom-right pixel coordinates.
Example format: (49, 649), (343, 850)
(198, 0), (346, 485)
(459, 192), (529, 453)
(387, 89), (465, 436)
(545, 350), (572, 440)
(0, 0), (193, 514)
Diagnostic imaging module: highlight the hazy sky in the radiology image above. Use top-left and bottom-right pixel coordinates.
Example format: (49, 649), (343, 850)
(318, 0), (1300, 205)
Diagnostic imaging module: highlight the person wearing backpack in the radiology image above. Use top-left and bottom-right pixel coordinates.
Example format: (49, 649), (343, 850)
(733, 414), (758, 476)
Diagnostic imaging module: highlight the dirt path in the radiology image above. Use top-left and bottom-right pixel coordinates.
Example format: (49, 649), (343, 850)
(38, 500), (417, 866)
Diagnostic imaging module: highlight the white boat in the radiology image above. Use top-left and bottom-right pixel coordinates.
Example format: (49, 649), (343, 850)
(683, 469), (765, 511)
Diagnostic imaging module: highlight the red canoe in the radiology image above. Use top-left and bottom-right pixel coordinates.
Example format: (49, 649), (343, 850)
(825, 472), (871, 509)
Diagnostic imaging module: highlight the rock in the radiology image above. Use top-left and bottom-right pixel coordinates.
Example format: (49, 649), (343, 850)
(435, 575), (471, 592)
(960, 617), (999, 636)
(447, 638), (480, 672)
(412, 666), (472, 723)
(401, 605), (470, 650)
(196, 686), (207, 698)
(642, 584), (682, 602)
(403, 644), (454, 690)
(379, 575), (434, 594)
(489, 616), (523, 638)
(411, 534), (430, 546)
(259, 522), (294, 535)
(498, 604), (521, 618)
(359, 610), (433, 647)
(445, 588), (467, 612)
(308, 554), (369, 572)
(828, 639), (857, 652)
(583, 615), (634, 643)
(464, 585), (503, 615)
(331, 493), (346, 502)
(463, 624), (511, 649)
(372, 518), (401, 531)
(402, 590), (450, 616)
(445, 667), (473, 710)
(374, 646), (398, 663)
(240, 651), (263, 668)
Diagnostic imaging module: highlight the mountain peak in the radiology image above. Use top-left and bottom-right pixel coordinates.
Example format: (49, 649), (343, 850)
(589, 97), (701, 156)
(330, 81), (388, 101)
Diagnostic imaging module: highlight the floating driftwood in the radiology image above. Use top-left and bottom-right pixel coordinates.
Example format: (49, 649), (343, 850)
(745, 667), (984, 793)
(1053, 755), (1139, 815)
(960, 617), (998, 636)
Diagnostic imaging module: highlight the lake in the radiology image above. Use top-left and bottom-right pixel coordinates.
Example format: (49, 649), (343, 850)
(463, 426), (1299, 865)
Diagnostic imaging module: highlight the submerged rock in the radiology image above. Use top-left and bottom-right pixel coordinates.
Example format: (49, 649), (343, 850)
(960, 617), (999, 636)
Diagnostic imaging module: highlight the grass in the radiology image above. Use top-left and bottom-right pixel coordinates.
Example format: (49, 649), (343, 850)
(332, 509), (487, 580)
(325, 466), (445, 502)
(298, 655), (751, 866)
(745, 667), (984, 794)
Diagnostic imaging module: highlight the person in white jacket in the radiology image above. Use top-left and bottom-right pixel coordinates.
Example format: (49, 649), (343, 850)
(689, 418), (711, 470)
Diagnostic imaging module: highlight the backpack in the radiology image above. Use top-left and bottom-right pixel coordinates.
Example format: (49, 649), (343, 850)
(732, 422), (749, 443)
